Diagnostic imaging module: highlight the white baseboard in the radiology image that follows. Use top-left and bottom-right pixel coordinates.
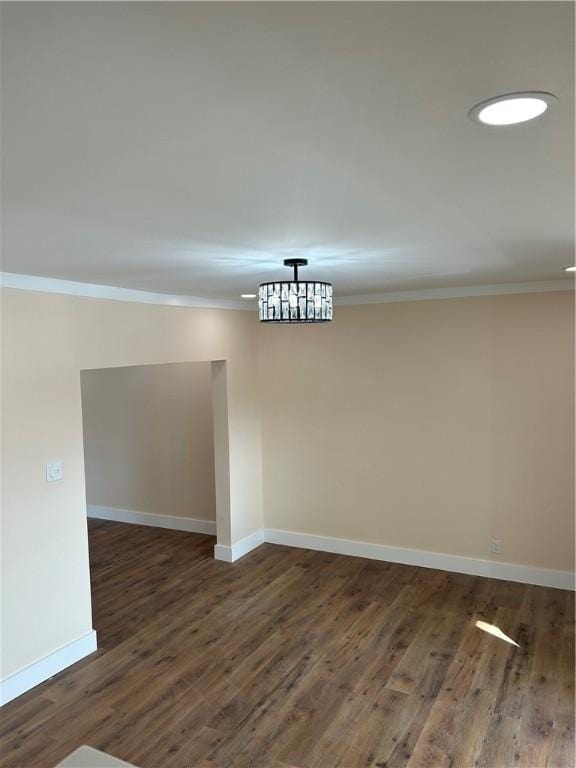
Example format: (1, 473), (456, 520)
(85, 506), (574, 589)
(0, 629), (97, 706)
(214, 529), (265, 563)
(263, 529), (575, 591)
(87, 505), (216, 536)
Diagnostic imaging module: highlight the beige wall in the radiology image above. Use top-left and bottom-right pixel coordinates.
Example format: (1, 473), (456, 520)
(81, 363), (215, 521)
(1, 286), (574, 686)
(1, 288), (262, 680)
(259, 291), (575, 572)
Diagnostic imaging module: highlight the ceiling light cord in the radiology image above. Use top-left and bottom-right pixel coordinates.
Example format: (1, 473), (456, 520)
(284, 258), (308, 283)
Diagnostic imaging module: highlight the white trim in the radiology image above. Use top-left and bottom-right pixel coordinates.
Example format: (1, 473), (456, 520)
(335, 279), (573, 306)
(214, 529), (265, 563)
(87, 505), (216, 536)
(1, 272), (572, 310)
(263, 529), (575, 591)
(0, 272), (250, 310)
(0, 630), (97, 706)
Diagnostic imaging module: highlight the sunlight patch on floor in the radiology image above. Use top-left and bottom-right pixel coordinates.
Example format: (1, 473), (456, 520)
(475, 620), (519, 647)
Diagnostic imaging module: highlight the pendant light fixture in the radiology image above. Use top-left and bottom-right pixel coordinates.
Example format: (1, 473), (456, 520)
(258, 259), (333, 323)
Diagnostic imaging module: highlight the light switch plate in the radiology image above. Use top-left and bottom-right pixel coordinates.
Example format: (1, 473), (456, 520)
(46, 461), (63, 482)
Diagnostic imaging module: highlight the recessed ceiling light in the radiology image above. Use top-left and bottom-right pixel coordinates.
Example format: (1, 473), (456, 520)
(469, 92), (556, 126)
(241, 293), (257, 299)
(565, 266), (576, 272)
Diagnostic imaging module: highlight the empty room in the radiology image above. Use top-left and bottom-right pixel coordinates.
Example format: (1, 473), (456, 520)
(0, 2), (574, 768)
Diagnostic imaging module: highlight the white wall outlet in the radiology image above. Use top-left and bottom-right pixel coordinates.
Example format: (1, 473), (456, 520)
(46, 461), (63, 482)
(491, 537), (502, 555)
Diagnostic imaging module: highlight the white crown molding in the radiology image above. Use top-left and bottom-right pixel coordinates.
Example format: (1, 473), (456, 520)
(87, 505), (216, 536)
(335, 279), (574, 305)
(0, 272), (252, 310)
(262, 529), (574, 591)
(0, 630), (97, 706)
(1, 272), (572, 310)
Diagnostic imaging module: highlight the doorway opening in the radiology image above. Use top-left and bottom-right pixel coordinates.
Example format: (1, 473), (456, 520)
(81, 361), (217, 533)
(79, 360), (230, 647)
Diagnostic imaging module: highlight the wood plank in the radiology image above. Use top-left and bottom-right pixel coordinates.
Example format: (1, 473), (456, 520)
(0, 519), (572, 768)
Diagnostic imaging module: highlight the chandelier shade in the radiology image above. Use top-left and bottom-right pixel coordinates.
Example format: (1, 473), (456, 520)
(258, 259), (333, 323)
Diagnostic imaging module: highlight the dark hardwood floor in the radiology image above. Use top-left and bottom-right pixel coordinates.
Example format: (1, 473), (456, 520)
(1, 519), (574, 768)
